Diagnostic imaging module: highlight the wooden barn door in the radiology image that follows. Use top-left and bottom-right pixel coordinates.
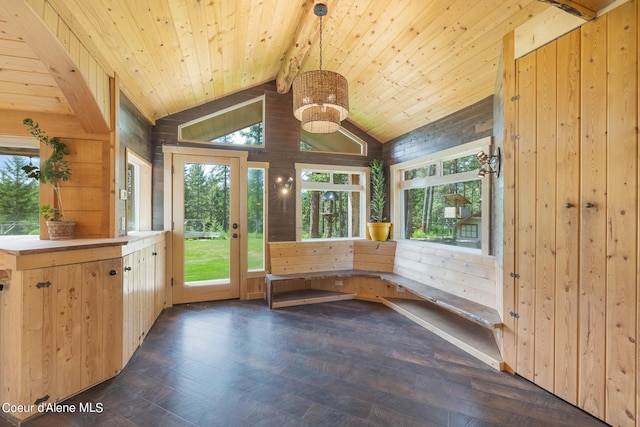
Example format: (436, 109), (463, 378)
(505, 2), (638, 426)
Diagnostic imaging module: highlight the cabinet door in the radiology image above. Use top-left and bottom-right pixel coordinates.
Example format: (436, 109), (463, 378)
(20, 268), (56, 405)
(49, 264), (84, 401)
(142, 244), (155, 339)
(82, 259), (123, 383)
(153, 242), (166, 320)
(122, 251), (139, 363)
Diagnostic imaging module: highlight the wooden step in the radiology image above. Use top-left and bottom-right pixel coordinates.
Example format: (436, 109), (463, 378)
(271, 289), (355, 308)
(381, 297), (504, 371)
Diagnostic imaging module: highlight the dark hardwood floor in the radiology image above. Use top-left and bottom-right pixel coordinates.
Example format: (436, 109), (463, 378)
(3, 299), (607, 427)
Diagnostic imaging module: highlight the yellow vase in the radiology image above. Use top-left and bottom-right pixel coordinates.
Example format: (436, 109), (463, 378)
(367, 222), (391, 241)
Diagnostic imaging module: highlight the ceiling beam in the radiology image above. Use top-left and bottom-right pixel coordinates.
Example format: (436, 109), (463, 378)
(276, 0), (327, 94)
(0, 0), (110, 134)
(538, 0), (597, 20)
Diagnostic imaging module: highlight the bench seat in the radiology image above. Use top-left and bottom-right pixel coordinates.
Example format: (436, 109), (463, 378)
(266, 240), (504, 370)
(266, 269), (502, 330)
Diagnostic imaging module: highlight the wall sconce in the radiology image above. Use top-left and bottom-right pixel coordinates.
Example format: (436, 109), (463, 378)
(274, 176), (294, 195)
(477, 148), (501, 178)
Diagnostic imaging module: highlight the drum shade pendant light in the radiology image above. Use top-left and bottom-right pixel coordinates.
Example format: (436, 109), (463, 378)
(292, 3), (349, 133)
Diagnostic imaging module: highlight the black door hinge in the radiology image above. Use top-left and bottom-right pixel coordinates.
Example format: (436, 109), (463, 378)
(36, 281), (52, 289)
(509, 311), (520, 319)
(510, 95), (520, 102)
(509, 272), (520, 279)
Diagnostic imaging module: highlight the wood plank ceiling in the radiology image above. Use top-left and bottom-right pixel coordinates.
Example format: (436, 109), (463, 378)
(0, 0), (620, 143)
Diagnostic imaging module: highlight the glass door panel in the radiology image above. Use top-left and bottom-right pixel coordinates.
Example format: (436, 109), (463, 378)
(172, 154), (240, 303)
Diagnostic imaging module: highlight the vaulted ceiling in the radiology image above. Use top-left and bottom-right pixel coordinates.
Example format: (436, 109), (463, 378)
(0, 0), (620, 143)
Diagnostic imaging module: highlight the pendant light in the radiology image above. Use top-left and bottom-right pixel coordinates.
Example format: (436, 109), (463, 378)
(292, 3), (349, 133)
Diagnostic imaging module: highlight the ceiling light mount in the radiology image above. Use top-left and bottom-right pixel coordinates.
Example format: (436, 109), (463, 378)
(314, 3), (328, 17)
(292, 3), (349, 134)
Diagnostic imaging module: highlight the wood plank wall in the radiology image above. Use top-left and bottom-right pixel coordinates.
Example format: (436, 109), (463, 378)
(383, 96), (494, 166)
(393, 241), (498, 310)
(503, 1), (639, 425)
(49, 137), (112, 239)
(25, 0), (111, 128)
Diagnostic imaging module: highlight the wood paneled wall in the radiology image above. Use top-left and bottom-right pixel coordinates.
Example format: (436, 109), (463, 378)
(25, 0), (111, 131)
(42, 136), (112, 239)
(383, 96), (494, 166)
(151, 81), (382, 242)
(503, 1), (639, 425)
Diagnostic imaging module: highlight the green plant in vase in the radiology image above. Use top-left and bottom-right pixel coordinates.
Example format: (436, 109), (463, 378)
(22, 118), (76, 239)
(367, 159), (391, 241)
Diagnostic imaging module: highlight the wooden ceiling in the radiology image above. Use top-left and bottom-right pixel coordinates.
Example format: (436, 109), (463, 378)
(0, 0), (621, 143)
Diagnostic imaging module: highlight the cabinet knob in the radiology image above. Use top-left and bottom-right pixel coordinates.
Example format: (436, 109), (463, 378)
(584, 202), (594, 209)
(109, 270), (118, 276)
(565, 203), (573, 208)
(124, 266), (132, 272)
(232, 233), (238, 238)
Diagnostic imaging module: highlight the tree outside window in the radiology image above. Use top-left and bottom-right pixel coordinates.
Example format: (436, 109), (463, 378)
(0, 155), (40, 236)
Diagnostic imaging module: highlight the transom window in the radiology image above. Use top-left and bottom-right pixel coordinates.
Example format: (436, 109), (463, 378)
(300, 127), (367, 156)
(391, 137), (492, 254)
(178, 96), (265, 147)
(296, 163), (368, 240)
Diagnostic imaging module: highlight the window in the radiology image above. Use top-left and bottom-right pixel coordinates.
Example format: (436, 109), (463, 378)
(126, 149), (152, 232)
(248, 164), (266, 272)
(300, 127), (367, 156)
(296, 163), (368, 240)
(0, 154), (40, 237)
(390, 137), (492, 253)
(0, 138), (40, 238)
(178, 96), (265, 148)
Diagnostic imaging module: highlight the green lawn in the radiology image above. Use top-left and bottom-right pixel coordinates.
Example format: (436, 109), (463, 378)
(184, 234), (264, 282)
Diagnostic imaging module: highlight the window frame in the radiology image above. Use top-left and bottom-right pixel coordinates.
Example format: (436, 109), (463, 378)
(299, 126), (368, 156)
(177, 96), (266, 148)
(390, 136), (492, 255)
(295, 163), (369, 241)
(247, 161), (268, 278)
(126, 149), (152, 232)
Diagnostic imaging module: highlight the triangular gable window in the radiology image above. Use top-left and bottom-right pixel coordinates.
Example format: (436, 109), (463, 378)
(300, 127), (367, 156)
(178, 96), (264, 147)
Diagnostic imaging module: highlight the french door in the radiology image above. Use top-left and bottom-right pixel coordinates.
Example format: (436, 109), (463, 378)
(168, 149), (246, 304)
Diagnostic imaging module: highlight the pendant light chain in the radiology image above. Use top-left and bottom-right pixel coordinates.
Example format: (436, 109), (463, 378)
(319, 15), (323, 71)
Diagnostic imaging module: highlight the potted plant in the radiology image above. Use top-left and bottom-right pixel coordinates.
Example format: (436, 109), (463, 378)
(22, 118), (76, 240)
(367, 159), (392, 241)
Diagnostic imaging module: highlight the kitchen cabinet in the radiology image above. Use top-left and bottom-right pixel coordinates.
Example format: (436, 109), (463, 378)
(0, 232), (166, 423)
(122, 237), (166, 364)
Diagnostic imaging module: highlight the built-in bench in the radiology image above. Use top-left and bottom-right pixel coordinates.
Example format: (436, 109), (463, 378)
(266, 240), (504, 370)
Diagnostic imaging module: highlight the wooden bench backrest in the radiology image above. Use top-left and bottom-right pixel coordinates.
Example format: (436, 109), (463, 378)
(393, 240), (497, 309)
(268, 240), (396, 275)
(268, 239), (497, 310)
